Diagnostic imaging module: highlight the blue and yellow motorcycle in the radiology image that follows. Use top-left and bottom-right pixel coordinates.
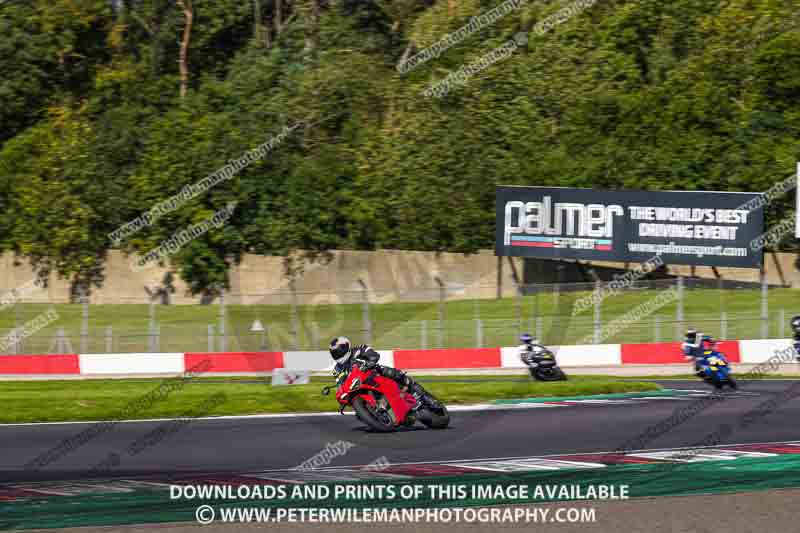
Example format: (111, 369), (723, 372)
(698, 349), (737, 390)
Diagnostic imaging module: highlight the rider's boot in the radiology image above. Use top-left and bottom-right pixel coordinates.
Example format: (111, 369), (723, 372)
(410, 382), (441, 410)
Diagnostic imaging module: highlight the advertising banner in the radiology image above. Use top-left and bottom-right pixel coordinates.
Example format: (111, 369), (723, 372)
(496, 186), (764, 268)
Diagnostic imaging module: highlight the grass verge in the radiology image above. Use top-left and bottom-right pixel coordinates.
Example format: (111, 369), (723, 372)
(0, 375), (661, 423)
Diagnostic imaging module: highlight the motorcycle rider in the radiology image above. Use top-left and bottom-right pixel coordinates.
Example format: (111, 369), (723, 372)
(791, 315), (800, 361)
(682, 327), (705, 376)
(519, 333), (548, 366)
(329, 336), (441, 409)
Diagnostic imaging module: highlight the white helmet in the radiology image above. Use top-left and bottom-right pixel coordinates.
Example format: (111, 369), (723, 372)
(329, 336), (352, 364)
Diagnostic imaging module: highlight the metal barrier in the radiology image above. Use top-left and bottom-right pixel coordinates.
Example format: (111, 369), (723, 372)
(0, 276), (796, 354)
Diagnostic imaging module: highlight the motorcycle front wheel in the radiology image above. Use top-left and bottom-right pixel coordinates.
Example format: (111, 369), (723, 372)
(352, 396), (395, 433)
(535, 368), (567, 381)
(418, 402), (450, 429)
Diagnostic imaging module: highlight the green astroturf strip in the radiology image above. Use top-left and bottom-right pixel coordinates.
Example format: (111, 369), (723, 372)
(3, 455), (800, 529)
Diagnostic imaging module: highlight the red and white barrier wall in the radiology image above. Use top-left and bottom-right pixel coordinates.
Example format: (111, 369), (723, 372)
(0, 340), (795, 376)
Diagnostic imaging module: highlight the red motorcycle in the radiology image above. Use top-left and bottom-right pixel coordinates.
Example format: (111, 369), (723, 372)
(322, 362), (449, 432)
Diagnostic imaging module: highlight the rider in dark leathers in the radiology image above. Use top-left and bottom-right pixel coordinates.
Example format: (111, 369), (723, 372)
(329, 337), (440, 409)
(791, 315), (800, 361)
(682, 327), (705, 377)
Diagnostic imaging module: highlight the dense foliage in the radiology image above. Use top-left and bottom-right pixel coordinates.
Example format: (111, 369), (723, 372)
(1, 0), (798, 294)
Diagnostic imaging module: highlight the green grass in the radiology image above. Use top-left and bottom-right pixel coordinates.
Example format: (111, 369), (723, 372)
(0, 375), (661, 423)
(1, 286), (797, 353)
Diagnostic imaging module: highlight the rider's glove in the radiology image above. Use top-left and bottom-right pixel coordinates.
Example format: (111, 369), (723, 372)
(362, 360), (377, 370)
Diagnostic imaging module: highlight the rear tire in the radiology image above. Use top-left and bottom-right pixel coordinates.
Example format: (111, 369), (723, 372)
(728, 377), (738, 389)
(418, 403), (450, 429)
(352, 396), (395, 433)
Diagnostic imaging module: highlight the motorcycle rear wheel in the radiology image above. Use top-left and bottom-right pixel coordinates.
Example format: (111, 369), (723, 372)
(352, 396), (395, 433)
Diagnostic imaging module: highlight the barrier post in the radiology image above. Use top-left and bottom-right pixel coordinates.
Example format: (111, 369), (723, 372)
(778, 309), (786, 338)
(421, 320), (428, 350)
(536, 316), (543, 342)
(475, 318), (483, 348)
(207, 324), (215, 352)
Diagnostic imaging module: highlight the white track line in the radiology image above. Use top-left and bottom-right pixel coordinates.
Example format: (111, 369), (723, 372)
(0, 402), (569, 428)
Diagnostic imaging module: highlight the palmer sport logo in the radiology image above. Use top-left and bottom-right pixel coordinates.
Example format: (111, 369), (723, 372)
(503, 196), (623, 251)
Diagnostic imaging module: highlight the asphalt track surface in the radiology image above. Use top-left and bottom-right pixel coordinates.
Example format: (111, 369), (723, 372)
(2, 380), (800, 483)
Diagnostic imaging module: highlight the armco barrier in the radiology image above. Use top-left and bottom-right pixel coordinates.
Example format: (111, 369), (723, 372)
(394, 348), (501, 369)
(0, 340), (793, 377)
(738, 339), (795, 364)
(184, 352), (284, 373)
(80, 353), (184, 375)
(281, 350), (395, 371)
(0, 354), (80, 374)
(621, 341), (741, 365)
(500, 344), (622, 367)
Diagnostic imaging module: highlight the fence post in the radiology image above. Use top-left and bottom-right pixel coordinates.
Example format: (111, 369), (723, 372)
(592, 280), (602, 344)
(760, 271), (769, 339)
(421, 320), (428, 350)
(289, 284), (299, 351)
(80, 287), (89, 353)
(105, 326), (113, 353)
(435, 277), (445, 349)
(218, 291), (227, 352)
(12, 301), (21, 355)
(721, 311), (728, 341)
(676, 276), (685, 339)
(207, 324), (215, 352)
(358, 280), (371, 345)
(654, 315), (661, 343)
(536, 316), (543, 343)
(55, 327), (67, 354)
(310, 321), (320, 349)
(148, 299), (156, 353)
(778, 309), (785, 339)
(475, 318), (483, 348)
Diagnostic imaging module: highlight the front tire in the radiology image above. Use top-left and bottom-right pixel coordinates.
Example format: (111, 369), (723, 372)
(352, 396), (395, 433)
(418, 403), (450, 429)
(535, 368), (566, 382)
